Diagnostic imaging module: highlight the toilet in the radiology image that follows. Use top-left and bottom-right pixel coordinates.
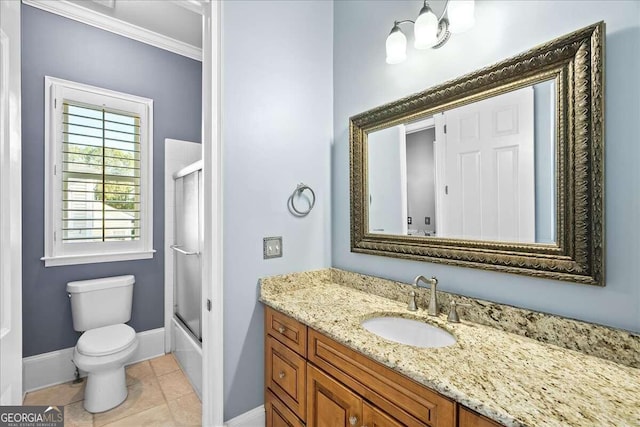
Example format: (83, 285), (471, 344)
(67, 275), (139, 413)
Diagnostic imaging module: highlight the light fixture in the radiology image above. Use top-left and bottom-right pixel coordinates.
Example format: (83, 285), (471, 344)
(385, 0), (475, 64)
(414, 2), (438, 49)
(386, 22), (408, 64)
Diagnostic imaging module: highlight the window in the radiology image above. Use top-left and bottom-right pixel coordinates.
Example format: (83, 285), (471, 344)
(42, 77), (154, 266)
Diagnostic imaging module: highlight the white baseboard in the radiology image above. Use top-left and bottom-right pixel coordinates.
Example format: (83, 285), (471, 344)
(23, 327), (165, 393)
(225, 405), (265, 427)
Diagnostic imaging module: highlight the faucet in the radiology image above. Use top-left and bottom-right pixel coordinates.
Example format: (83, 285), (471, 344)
(407, 275), (439, 316)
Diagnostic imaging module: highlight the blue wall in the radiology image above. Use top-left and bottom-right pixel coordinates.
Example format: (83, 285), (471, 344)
(21, 5), (202, 357)
(222, 0), (333, 419)
(332, 0), (640, 333)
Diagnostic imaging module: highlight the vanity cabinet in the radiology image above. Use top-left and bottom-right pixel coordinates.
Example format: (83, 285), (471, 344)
(458, 407), (502, 427)
(264, 306), (502, 427)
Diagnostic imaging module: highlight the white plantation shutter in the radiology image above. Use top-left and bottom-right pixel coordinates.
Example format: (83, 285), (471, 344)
(43, 77), (154, 266)
(62, 102), (141, 242)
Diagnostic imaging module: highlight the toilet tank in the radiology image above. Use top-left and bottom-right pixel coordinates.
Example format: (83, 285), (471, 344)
(67, 275), (135, 332)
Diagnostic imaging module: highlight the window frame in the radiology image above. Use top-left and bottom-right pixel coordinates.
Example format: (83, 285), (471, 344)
(42, 76), (155, 266)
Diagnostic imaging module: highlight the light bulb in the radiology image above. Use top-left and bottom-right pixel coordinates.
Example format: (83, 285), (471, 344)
(447, 0), (475, 33)
(414, 4), (438, 49)
(386, 24), (407, 64)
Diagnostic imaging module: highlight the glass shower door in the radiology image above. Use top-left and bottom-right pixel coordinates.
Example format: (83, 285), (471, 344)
(173, 169), (202, 341)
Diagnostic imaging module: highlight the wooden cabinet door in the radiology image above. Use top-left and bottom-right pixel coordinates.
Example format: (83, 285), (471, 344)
(266, 390), (305, 427)
(458, 407), (503, 427)
(363, 402), (404, 427)
(307, 365), (362, 427)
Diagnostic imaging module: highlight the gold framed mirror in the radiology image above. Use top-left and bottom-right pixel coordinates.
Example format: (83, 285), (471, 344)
(349, 22), (604, 286)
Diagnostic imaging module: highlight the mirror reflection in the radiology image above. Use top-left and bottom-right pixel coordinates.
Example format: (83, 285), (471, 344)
(368, 80), (556, 244)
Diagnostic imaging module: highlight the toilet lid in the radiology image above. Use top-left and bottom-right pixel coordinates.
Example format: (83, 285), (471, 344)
(77, 324), (136, 357)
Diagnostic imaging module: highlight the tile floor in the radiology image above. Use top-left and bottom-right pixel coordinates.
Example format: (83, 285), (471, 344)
(23, 354), (201, 426)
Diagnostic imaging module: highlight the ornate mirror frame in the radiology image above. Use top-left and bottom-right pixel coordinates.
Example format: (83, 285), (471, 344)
(350, 22), (604, 286)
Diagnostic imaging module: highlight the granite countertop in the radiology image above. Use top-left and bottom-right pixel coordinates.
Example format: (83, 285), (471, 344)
(259, 270), (640, 427)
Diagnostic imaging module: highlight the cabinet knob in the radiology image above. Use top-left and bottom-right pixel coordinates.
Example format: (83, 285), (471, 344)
(277, 326), (286, 334)
(349, 415), (358, 425)
(278, 371), (285, 379)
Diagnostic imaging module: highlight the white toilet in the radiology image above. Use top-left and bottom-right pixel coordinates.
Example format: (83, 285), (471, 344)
(67, 275), (139, 413)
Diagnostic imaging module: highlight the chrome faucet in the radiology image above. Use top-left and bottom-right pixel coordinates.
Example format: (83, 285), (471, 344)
(407, 275), (439, 316)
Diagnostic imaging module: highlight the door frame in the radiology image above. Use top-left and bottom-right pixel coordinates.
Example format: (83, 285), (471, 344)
(406, 117), (440, 236)
(201, 1), (224, 426)
(0, 0), (23, 405)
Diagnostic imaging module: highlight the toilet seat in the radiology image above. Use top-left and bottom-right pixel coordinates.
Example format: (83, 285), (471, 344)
(77, 324), (136, 357)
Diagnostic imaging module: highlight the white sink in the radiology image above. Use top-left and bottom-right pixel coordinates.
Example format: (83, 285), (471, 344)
(361, 316), (456, 348)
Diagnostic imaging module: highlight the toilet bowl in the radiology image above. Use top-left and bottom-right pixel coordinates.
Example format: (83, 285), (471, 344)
(73, 324), (139, 412)
(67, 275), (137, 413)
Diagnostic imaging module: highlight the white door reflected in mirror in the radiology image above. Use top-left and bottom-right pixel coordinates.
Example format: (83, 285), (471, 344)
(367, 80), (556, 245)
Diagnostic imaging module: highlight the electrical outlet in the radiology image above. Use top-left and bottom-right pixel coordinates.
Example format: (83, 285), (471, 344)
(407, 216), (412, 224)
(263, 236), (282, 259)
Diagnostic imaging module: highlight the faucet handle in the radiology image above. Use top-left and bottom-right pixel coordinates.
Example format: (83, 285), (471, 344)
(407, 290), (418, 311)
(447, 300), (471, 323)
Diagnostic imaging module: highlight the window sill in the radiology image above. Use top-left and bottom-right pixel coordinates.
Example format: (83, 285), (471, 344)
(41, 250), (156, 267)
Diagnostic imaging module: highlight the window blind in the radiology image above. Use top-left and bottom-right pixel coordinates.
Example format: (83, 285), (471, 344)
(62, 102), (141, 243)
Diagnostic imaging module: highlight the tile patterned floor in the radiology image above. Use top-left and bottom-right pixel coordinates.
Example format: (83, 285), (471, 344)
(23, 354), (201, 426)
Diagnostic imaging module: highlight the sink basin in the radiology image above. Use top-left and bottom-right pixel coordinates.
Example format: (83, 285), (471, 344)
(361, 316), (456, 348)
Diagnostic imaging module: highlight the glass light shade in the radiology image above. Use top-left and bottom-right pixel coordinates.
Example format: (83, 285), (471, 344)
(386, 26), (407, 64)
(414, 5), (438, 49)
(447, 0), (475, 33)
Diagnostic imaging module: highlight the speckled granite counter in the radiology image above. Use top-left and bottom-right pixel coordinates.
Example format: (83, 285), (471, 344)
(259, 269), (640, 427)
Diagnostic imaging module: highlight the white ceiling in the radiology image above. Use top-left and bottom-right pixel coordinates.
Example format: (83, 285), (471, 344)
(66, 0), (203, 48)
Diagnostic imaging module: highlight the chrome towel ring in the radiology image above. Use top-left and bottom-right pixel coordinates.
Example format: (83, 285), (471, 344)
(288, 183), (316, 217)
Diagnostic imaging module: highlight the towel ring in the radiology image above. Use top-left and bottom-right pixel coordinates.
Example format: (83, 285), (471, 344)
(288, 183), (315, 216)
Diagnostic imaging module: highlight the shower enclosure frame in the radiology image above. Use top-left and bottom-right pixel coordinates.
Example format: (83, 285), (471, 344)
(172, 160), (203, 343)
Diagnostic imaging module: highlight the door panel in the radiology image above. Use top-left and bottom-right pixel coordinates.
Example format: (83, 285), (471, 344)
(307, 365), (361, 427)
(0, 0), (22, 405)
(363, 402), (405, 427)
(442, 87), (534, 242)
(459, 151), (482, 238)
(367, 125), (408, 234)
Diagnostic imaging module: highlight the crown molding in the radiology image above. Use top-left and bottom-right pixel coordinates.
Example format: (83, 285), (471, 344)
(169, 0), (206, 16)
(22, 0), (202, 61)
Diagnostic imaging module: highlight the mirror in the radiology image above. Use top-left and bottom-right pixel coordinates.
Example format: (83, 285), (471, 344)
(350, 22), (605, 286)
(368, 80), (556, 245)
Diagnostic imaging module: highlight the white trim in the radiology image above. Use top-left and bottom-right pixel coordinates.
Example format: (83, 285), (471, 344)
(41, 250), (156, 267)
(22, 327), (165, 393)
(22, 0), (202, 61)
(90, 0), (115, 9)
(0, 0), (23, 405)
(224, 406), (265, 427)
(43, 76), (154, 267)
(169, 0), (207, 16)
(201, 2), (224, 426)
(406, 116), (435, 134)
